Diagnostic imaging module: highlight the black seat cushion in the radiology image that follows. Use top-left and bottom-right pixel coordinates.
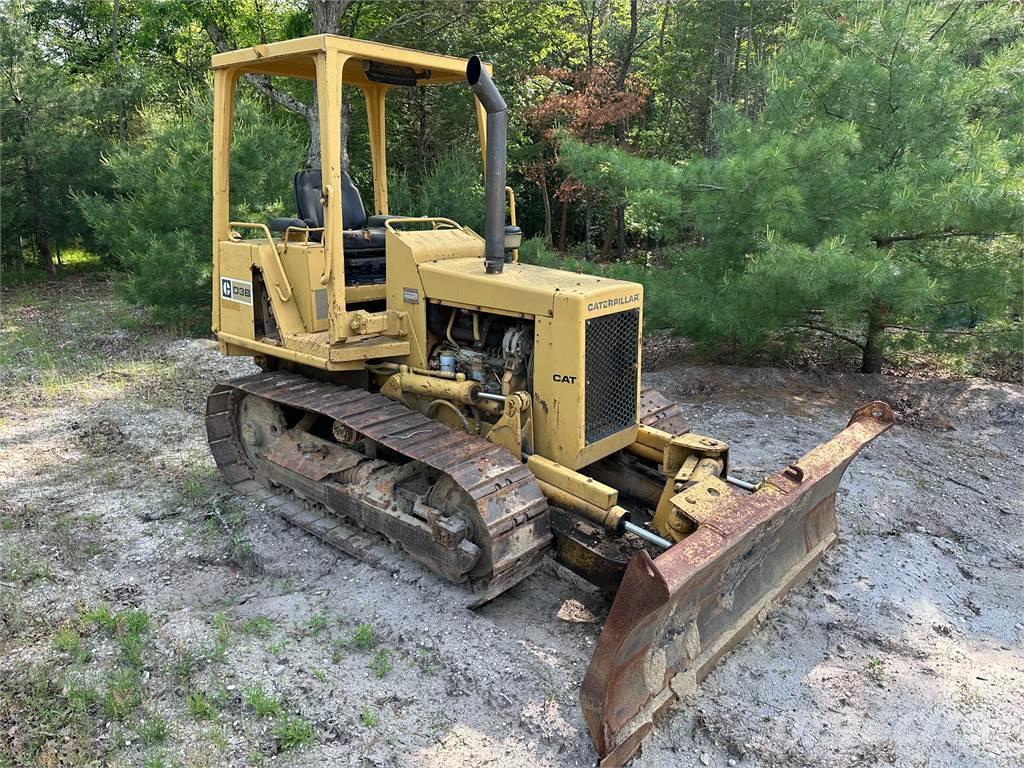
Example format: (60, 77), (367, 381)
(343, 227), (386, 251)
(283, 169), (388, 285)
(294, 169), (368, 231)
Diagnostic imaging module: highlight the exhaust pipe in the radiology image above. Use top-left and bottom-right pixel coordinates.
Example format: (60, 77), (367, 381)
(467, 55), (506, 275)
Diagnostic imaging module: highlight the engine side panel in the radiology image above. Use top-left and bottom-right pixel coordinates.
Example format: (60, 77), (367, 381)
(393, 242), (643, 469)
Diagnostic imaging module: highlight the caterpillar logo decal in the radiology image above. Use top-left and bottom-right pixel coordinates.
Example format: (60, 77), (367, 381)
(553, 373), (577, 384)
(220, 277), (253, 305)
(587, 293), (640, 313)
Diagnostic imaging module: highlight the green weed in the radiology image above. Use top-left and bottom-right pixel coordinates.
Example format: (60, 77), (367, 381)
(330, 638), (347, 664)
(80, 602), (116, 631)
(170, 647), (202, 681)
(3, 553), (52, 586)
(241, 616), (274, 637)
(103, 668), (142, 721)
(53, 626), (91, 662)
(352, 623), (374, 650)
(65, 681), (100, 714)
(272, 714), (314, 751)
(305, 613), (328, 637)
(243, 685), (282, 718)
(0, 667), (104, 764)
(137, 713), (171, 745)
(185, 690), (219, 721)
(866, 656), (887, 686)
(359, 708), (379, 728)
(369, 649), (392, 679)
(116, 609), (151, 669)
(209, 611), (230, 662)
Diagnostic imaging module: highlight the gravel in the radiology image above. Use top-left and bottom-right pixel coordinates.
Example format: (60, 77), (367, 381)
(1, 333), (1021, 767)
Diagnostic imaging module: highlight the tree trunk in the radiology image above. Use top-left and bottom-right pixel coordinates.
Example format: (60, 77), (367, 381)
(610, 0), (638, 258)
(708, 1), (738, 155)
(305, 97), (321, 168)
(861, 307), (888, 374)
(417, 84), (428, 173)
(557, 199), (568, 251)
(715, 1), (737, 104)
(341, 99), (351, 173)
(600, 207), (617, 259)
(584, 202), (592, 252)
(539, 172), (553, 248)
(112, 0), (126, 141)
(14, 237), (27, 272)
(616, 204), (626, 256)
(34, 233), (56, 279)
(311, 0), (348, 34)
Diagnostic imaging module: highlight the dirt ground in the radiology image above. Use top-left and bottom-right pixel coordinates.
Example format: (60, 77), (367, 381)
(2, 278), (1022, 768)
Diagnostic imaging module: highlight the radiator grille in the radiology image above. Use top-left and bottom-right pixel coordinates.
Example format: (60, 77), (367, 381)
(585, 309), (639, 444)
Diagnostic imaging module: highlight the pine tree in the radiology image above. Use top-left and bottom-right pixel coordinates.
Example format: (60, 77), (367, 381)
(563, 0), (1023, 373)
(76, 92), (303, 330)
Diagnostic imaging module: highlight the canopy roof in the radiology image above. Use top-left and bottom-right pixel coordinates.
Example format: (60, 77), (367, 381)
(210, 34), (483, 86)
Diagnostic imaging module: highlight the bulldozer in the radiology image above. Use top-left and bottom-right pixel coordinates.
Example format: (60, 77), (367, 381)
(206, 35), (894, 766)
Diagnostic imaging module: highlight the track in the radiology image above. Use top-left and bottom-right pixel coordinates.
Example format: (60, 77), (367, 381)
(205, 371), (551, 606)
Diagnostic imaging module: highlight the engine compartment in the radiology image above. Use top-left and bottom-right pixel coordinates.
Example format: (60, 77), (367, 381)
(425, 304), (533, 397)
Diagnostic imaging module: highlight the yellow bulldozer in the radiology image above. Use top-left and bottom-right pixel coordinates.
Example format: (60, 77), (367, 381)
(205, 35), (894, 766)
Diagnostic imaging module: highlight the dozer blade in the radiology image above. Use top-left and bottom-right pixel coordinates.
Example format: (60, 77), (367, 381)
(580, 401), (895, 767)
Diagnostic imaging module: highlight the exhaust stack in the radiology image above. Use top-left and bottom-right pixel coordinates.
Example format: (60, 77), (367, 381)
(467, 55), (506, 275)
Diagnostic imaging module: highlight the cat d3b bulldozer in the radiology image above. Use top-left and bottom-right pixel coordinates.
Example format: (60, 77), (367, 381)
(206, 35), (893, 766)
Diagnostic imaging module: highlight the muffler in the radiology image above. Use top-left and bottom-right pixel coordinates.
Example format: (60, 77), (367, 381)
(466, 54), (507, 275)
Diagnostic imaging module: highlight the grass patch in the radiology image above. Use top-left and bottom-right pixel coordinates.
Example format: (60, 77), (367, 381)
(116, 609), (151, 669)
(185, 689), (220, 721)
(103, 668), (142, 721)
(53, 625), (91, 662)
(243, 685), (282, 718)
(369, 649), (393, 679)
(170, 647), (202, 682)
(352, 623), (374, 650)
(272, 714), (314, 751)
(330, 638), (347, 664)
(0, 666), (105, 765)
(204, 500), (258, 572)
(142, 753), (177, 768)
(305, 613), (328, 637)
(359, 708), (379, 728)
(137, 713), (171, 745)
(865, 655), (887, 687)
(181, 465), (218, 503)
(2, 552), (52, 586)
(209, 611), (230, 663)
(241, 616), (274, 638)
(79, 602), (116, 631)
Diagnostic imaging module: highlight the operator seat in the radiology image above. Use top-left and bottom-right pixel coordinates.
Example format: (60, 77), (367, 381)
(268, 169), (391, 285)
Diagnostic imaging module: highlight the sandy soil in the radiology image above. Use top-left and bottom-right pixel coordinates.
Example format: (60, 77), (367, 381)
(1, 284), (1021, 768)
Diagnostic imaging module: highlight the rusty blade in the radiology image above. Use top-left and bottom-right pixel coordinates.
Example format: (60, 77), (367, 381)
(580, 401), (895, 767)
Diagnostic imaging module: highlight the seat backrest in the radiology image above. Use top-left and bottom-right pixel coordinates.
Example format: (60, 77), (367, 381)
(293, 169), (367, 231)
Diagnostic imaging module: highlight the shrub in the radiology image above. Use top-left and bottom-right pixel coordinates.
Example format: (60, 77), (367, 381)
(78, 90), (303, 332)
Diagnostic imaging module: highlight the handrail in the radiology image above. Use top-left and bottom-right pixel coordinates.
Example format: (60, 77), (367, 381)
(228, 221), (294, 302)
(505, 185), (517, 227)
(383, 216), (463, 233)
(283, 225), (325, 245)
